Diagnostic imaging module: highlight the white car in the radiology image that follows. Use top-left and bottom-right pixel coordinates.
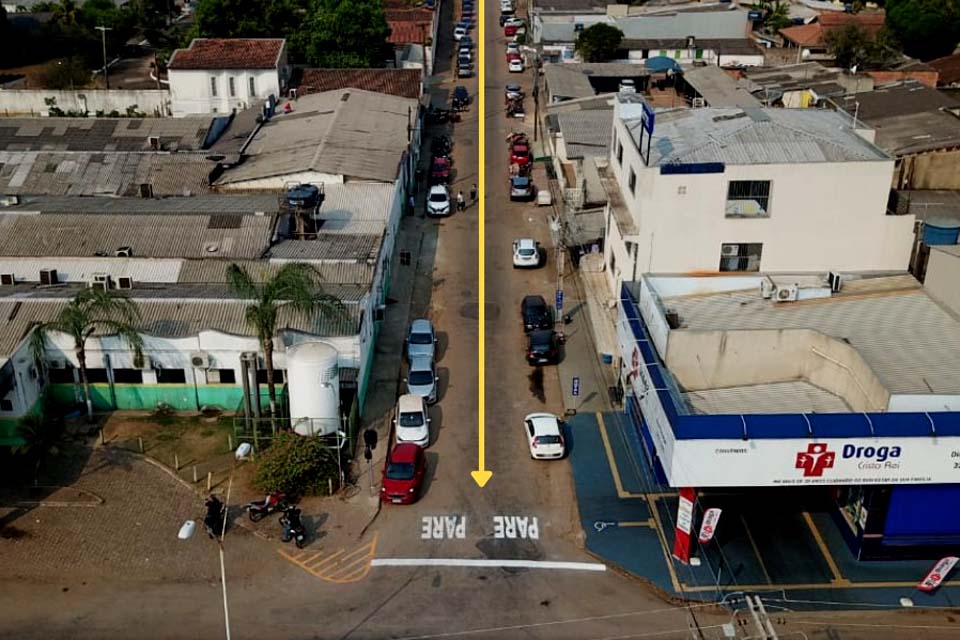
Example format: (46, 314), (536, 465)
(506, 42), (520, 55)
(513, 239), (541, 268)
(524, 413), (565, 460)
(395, 394), (430, 448)
(454, 26), (467, 41)
(504, 17), (524, 27)
(509, 58), (524, 73)
(426, 185), (451, 217)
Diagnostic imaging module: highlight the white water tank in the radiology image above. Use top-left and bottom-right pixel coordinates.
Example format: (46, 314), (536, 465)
(286, 341), (340, 436)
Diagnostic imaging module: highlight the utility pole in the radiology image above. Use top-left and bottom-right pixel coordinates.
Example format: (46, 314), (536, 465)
(95, 26), (113, 90)
(532, 55), (540, 142)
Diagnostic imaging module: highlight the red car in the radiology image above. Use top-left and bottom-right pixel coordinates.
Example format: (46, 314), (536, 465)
(505, 24), (518, 36)
(506, 52), (521, 63)
(430, 156), (451, 183)
(381, 443), (427, 504)
(511, 143), (531, 166)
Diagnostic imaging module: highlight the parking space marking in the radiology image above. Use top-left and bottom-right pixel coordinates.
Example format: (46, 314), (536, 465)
(596, 413), (645, 500)
(740, 513), (773, 585)
(802, 511), (850, 586)
(278, 534), (379, 584)
(645, 494), (683, 593)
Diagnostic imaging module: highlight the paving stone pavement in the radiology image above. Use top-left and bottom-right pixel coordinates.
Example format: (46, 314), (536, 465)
(0, 445), (267, 584)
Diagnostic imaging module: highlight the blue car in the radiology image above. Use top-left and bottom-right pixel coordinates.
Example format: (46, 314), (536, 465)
(405, 319), (438, 362)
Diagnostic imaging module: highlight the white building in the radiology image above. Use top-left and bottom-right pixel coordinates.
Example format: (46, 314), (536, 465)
(600, 95), (916, 294)
(168, 38), (289, 117)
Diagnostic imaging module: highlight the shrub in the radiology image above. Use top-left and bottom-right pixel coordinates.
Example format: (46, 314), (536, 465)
(252, 432), (340, 496)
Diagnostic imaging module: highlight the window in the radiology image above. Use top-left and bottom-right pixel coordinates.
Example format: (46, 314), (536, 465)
(228, 76), (236, 97)
(210, 77), (219, 97)
(726, 180), (771, 217)
(628, 168), (636, 195)
(0, 398), (12, 412)
(48, 367), (75, 383)
(156, 368), (186, 384)
(112, 369), (144, 384)
(616, 141), (623, 166)
(256, 369), (285, 384)
(86, 368), (109, 383)
(214, 368), (236, 384)
(719, 243), (763, 272)
(608, 250), (616, 274)
(248, 76), (256, 97)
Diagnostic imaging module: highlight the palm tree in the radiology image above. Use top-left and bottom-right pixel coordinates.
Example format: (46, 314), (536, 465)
(226, 263), (344, 417)
(49, 0), (80, 28)
(30, 288), (144, 422)
(13, 412), (62, 485)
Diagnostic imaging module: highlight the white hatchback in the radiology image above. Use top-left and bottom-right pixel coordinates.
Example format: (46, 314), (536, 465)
(512, 238), (540, 268)
(426, 185), (451, 217)
(395, 394), (430, 448)
(509, 58), (524, 73)
(524, 413), (565, 459)
(454, 26), (467, 41)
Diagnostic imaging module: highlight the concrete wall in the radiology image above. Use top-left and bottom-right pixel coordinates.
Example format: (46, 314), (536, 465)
(169, 67), (283, 117)
(895, 149), (960, 190)
(0, 90), (171, 117)
(665, 328), (891, 412)
(924, 246), (960, 316)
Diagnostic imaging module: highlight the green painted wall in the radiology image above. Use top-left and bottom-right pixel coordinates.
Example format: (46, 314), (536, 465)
(47, 383), (275, 412)
(0, 396), (44, 447)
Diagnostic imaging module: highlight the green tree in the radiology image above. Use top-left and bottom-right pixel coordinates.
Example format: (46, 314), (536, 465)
(763, 0), (792, 33)
(190, 0), (305, 41)
(39, 57), (91, 90)
(226, 263), (344, 416)
(827, 25), (903, 69)
(886, 0), (960, 61)
(30, 288), (144, 422)
(299, 0), (391, 67)
(13, 413), (63, 485)
(575, 23), (624, 63)
(253, 431), (340, 495)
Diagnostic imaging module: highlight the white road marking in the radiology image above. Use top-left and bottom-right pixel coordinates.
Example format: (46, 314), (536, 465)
(371, 558), (606, 571)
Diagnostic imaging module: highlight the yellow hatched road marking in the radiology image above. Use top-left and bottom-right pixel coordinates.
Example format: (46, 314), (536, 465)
(279, 534), (379, 584)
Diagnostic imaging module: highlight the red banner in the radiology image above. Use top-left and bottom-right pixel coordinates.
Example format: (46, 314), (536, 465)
(918, 556), (958, 593)
(673, 487), (696, 563)
(698, 507), (722, 544)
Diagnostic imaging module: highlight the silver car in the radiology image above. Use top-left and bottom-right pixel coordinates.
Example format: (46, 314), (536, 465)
(405, 318), (437, 361)
(406, 356), (439, 404)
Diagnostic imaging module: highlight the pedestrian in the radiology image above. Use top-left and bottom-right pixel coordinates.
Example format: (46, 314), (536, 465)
(470, 183), (477, 203)
(456, 191), (465, 212)
(408, 194), (416, 215)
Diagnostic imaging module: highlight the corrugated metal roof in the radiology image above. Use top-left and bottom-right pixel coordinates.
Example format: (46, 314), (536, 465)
(216, 89), (417, 185)
(681, 66), (763, 108)
(0, 258), (184, 284)
(5, 194), (280, 215)
(177, 259), (375, 286)
(664, 276), (960, 394)
(625, 106), (889, 166)
(684, 381), (850, 415)
(557, 110), (612, 159)
(0, 117), (212, 152)
(0, 213), (273, 259)
(269, 235), (382, 261)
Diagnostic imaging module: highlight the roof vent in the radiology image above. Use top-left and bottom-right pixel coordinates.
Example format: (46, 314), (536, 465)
(115, 246), (133, 258)
(341, 92), (351, 102)
(204, 243), (219, 253)
(117, 276), (133, 290)
(147, 135), (160, 150)
(39, 269), (57, 285)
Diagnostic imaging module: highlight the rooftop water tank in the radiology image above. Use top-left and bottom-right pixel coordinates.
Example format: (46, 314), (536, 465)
(286, 341), (340, 436)
(923, 217), (960, 246)
(286, 183), (322, 209)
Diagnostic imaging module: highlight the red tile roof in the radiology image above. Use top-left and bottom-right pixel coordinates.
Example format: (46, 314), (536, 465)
(929, 53), (960, 86)
(781, 10), (886, 48)
(389, 20), (431, 45)
(385, 7), (434, 22)
(168, 38), (285, 71)
(296, 68), (422, 100)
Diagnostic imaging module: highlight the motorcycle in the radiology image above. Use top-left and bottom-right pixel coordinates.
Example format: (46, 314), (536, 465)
(279, 505), (307, 549)
(245, 491), (288, 522)
(204, 495), (225, 540)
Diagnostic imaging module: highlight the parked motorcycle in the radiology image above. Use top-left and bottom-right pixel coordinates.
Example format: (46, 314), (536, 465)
(245, 491), (288, 522)
(204, 494), (225, 540)
(279, 505), (307, 549)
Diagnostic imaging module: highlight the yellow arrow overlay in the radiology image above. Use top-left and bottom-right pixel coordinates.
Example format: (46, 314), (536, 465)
(472, 0), (492, 489)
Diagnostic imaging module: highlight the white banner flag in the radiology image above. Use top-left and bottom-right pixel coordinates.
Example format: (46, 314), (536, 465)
(918, 556), (958, 593)
(697, 507), (722, 544)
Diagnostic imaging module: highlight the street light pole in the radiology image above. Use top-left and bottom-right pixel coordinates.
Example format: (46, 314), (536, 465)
(95, 26), (112, 90)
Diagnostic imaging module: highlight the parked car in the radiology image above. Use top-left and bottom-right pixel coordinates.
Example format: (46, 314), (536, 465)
(426, 185), (452, 217)
(431, 134), (453, 156)
(430, 156), (451, 184)
(512, 238), (541, 268)
(457, 47), (472, 62)
(521, 295), (551, 333)
(405, 318), (438, 361)
(506, 51), (521, 63)
(406, 355), (439, 404)
(526, 329), (561, 365)
(456, 19), (472, 30)
(460, 35), (473, 48)
(452, 85), (469, 110)
(511, 143), (531, 166)
(381, 443), (427, 504)
(510, 176), (534, 201)
(506, 42), (520, 55)
(394, 394), (430, 448)
(454, 26), (467, 40)
(509, 58), (525, 73)
(524, 413), (566, 459)
(505, 84), (523, 100)
(458, 62), (474, 78)
(458, 53), (472, 68)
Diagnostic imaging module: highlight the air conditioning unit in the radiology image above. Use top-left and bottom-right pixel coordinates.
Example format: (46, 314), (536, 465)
(48, 358), (66, 370)
(721, 244), (740, 257)
(827, 271), (843, 293)
(115, 246), (133, 258)
(117, 276), (133, 290)
(190, 351), (211, 369)
(0, 273), (14, 286)
(39, 269), (58, 285)
(759, 279), (775, 299)
(90, 273), (110, 291)
(774, 284), (799, 303)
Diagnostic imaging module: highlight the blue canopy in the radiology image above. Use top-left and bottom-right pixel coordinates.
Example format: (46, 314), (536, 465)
(645, 56), (681, 73)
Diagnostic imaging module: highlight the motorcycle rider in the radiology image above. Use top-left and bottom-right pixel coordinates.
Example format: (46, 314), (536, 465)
(280, 505), (306, 547)
(204, 494), (225, 540)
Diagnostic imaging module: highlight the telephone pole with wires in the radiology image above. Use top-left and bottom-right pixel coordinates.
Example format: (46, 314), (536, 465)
(95, 26), (113, 90)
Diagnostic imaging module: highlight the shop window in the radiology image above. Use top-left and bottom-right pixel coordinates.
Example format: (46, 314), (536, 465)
(156, 368), (186, 384)
(719, 243), (763, 272)
(256, 369), (285, 384)
(112, 369), (144, 384)
(726, 180), (771, 217)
